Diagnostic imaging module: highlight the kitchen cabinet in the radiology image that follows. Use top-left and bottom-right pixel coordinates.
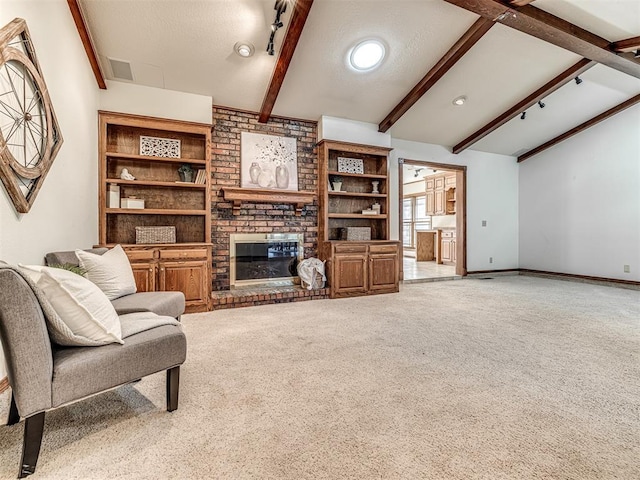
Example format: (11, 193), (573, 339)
(440, 230), (456, 265)
(425, 172), (456, 216)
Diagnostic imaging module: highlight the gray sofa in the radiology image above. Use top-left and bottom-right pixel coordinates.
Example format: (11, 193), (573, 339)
(0, 264), (187, 478)
(45, 249), (185, 320)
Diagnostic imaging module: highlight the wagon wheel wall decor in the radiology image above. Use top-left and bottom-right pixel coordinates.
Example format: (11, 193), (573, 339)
(0, 18), (63, 214)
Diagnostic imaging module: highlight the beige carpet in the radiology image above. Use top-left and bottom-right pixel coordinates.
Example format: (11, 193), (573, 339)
(0, 276), (638, 479)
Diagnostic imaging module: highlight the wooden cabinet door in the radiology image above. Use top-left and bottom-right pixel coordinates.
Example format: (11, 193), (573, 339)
(434, 189), (445, 215)
(130, 262), (156, 292)
(333, 254), (367, 296)
(369, 253), (398, 293)
(445, 173), (456, 187)
(441, 239), (452, 263)
(451, 240), (457, 263)
(425, 190), (435, 216)
(425, 177), (435, 191)
(159, 260), (209, 307)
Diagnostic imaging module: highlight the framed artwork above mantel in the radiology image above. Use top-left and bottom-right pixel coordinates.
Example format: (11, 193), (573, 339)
(240, 132), (298, 192)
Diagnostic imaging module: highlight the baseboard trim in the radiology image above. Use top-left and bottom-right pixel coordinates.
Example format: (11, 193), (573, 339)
(0, 376), (9, 394)
(519, 269), (640, 288)
(467, 269), (520, 275)
(465, 268), (639, 289)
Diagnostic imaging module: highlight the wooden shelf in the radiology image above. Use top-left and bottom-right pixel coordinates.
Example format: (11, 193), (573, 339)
(329, 191), (386, 198)
(328, 213), (388, 219)
(98, 242), (213, 248)
(222, 187), (315, 216)
(105, 151), (207, 165)
(106, 208), (207, 215)
(327, 170), (386, 179)
(107, 178), (206, 189)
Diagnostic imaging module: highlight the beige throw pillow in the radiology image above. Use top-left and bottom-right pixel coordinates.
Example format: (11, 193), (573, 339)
(20, 265), (123, 345)
(76, 244), (137, 300)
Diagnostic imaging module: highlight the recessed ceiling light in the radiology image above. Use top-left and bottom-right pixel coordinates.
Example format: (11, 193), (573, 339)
(452, 95), (467, 106)
(234, 42), (255, 58)
(348, 39), (386, 72)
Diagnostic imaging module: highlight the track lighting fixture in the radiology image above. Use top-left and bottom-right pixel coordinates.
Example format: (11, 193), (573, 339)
(538, 100), (545, 108)
(520, 112), (526, 120)
(575, 76), (583, 85)
(414, 168), (424, 178)
(267, 0), (288, 56)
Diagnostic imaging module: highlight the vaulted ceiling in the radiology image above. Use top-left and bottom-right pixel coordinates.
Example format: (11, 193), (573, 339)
(74, 0), (640, 160)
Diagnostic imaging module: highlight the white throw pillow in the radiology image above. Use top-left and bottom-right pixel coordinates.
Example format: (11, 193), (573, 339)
(20, 265), (123, 345)
(76, 245), (137, 300)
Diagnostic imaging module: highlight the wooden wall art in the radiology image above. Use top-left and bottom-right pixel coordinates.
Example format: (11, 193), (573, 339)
(0, 18), (63, 213)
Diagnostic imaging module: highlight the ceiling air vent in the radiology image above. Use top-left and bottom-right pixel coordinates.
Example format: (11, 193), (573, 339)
(108, 58), (134, 81)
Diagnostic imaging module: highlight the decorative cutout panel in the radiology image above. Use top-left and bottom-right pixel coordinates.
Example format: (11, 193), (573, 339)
(139, 135), (181, 158)
(337, 156), (364, 174)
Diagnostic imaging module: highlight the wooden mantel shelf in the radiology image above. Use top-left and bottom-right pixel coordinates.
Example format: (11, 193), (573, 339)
(222, 187), (315, 216)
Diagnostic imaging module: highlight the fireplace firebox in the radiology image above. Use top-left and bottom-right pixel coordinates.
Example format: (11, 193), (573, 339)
(230, 233), (304, 288)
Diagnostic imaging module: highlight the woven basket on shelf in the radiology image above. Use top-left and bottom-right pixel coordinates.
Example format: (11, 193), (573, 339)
(340, 227), (371, 241)
(135, 226), (176, 244)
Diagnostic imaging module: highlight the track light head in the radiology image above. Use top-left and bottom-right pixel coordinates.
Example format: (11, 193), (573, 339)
(520, 112), (526, 120)
(538, 100), (545, 109)
(575, 76), (583, 85)
(267, 0), (288, 56)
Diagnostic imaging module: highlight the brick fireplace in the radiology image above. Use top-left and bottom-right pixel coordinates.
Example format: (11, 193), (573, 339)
(210, 107), (328, 308)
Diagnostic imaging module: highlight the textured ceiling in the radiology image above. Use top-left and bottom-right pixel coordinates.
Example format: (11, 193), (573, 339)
(80, 0), (640, 156)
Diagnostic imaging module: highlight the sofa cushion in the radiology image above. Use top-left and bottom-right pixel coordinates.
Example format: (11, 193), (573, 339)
(51, 320), (186, 407)
(111, 291), (185, 319)
(20, 265), (123, 346)
(76, 245), (137, 300)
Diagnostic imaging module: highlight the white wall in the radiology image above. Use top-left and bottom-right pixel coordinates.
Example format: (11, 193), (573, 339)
(99, 81), (213, 125)
(391, 139), (520, 272)
(0, 0), (100, 266)
(519, 106), (640, 281)
(318, 116), (392, 147)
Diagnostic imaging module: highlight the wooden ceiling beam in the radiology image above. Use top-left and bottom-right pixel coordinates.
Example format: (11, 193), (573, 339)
(378, 18), (494, 133)
(610, 36), (640, 53)
(67, 0), (106, 89)
(378, 17), (494, 133)
(444, 0), (640, 79)
(259, 0), (314, 124)
(452, 58), (596, 153)
(517, 93), (640, 162)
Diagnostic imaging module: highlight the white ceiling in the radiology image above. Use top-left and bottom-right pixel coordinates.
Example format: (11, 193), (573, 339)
(80, 0), (640, 157)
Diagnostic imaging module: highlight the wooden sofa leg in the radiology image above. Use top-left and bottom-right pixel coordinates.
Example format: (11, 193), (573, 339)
(166, 366), (180, 412)
(7, 393), (20, 426)
(19, 412), (45, 478)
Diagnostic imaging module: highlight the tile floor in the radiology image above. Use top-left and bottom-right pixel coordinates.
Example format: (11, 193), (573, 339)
(402, 257), (461, 283)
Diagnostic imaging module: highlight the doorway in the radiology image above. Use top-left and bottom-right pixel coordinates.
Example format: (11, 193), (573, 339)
(398, 158), (466, 282)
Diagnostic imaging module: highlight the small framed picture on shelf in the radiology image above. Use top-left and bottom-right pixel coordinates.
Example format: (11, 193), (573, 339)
(337, 157), (364, 174)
